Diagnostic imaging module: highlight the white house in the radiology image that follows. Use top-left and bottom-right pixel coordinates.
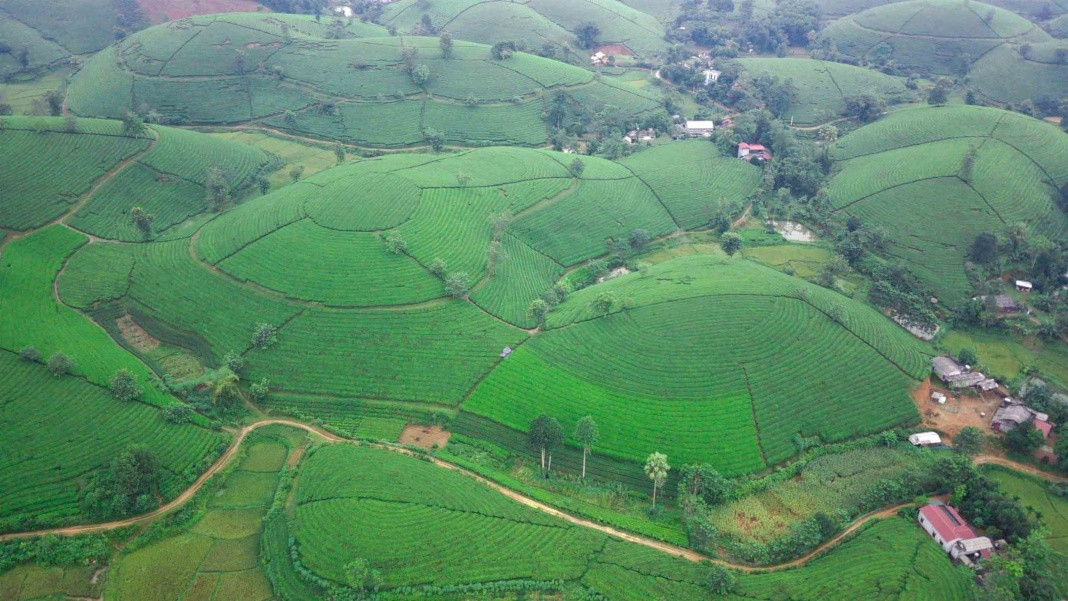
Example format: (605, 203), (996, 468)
(334, 5), (354, 17)
(908, 431), (942, 446)
(684, 120), (715, 137)
(702, 69), (721, 85)
(1015, 280), (1033, 292)
(931, 391), (947, 404)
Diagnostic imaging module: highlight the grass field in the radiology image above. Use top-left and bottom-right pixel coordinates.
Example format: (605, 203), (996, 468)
(0, 350), (224, 533)
(983, 466), (1068, 553)
(281, 443), (976, 599)
(941, 328), (1068, 387)
(380, 0), (670, 57)
(819, 0), (1051, 75)
(828, 104), (1068, 305)
(105, 426), (303, 601)
(66, 13), (664, 148)
(729, 58), (914, 125)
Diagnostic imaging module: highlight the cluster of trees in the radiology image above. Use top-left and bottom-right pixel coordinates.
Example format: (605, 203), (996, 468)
(526, 414), (599, 479)
(79, 447), (161, 520)
(670, 0), (821, 57)
(19, 346), (76, 377)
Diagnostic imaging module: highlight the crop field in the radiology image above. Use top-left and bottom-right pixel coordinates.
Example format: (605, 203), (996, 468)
(983, 466), (1068, 553)
(206, 131), (343, 189)
(828, 105), (1068, 304)
(0, 15), (68, 79)
(279, 444), (975, 599)
(730, 58), (914, 125)
(0, 0), (120, 55)
(0, 350), (223, 533)
(381, 0), (670, 57)
(0, 118), (151, 231)
(968, 43), (1068, 103)
(619, 140), (762, 229)
(106, 427), (302, 601)
(65, 13), (664, 148)
(465, 254), (927, 472)
(941, 328), (1068, 387)
(819, 0), (1050, 75)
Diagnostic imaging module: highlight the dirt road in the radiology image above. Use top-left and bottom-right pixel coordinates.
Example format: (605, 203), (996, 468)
(3, 419), (1062, 572)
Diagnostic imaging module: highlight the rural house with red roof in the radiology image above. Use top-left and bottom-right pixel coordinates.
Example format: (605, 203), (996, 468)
(737, 142), (771, 162)
(917, 502), (993, 566)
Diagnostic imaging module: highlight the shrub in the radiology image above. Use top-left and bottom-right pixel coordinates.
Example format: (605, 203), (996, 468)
(224, 351), (245, 373)
(252, 323), (278, 350)
(161, 404), (192, 424)
(445, 272), (471, 297)
(18, 346), (40, 362)
(385, 232), (408, 255)
(109, 369), (143, 402)
(250, 378), (270, 402)
(47, 352), (73, 377)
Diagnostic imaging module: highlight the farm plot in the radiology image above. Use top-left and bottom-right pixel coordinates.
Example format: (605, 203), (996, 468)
(0, 15), (68, 78)
(969, 43), (1068, 105)
(381, 0), (669, 57)
(620, 140), (761, 229)
(0, 0), (119, 55)
(819, 0), (1050, 75)
(469, 233), (565, 328)
(510, 177), (677, 265)
(67, 15), (652, 148)
(105, 428), (301, 601)
(466, 289), (919, 470)
(729, 58), (913, 125)
(292, 444), (604, 589)
(1, 227), (190, 410)
(983, 466), (1068, 553)
(56, 241), (135, 309)
(218, 218), (444, 306)
(0, 350), (223, 533)
(0, 117), (150, 230)
(828, 105), (1068, 304)
(243, 301), (526, 404)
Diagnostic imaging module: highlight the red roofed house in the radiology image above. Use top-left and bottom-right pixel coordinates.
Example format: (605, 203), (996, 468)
(1034, 419), (1053, 438)
(918, 502), (993, 565)
(737, 142), (771, 162)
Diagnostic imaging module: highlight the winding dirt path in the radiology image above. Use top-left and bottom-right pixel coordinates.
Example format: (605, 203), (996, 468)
(3, 418), (1063, 572)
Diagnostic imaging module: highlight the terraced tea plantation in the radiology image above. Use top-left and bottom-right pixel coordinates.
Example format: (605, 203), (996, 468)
(828, 104), (1068, 304)
(728, 58), (914, 125)
(273, 443), (978, 600)
(65, 13), (664, 148)
(380, 0), (670, 57)
(820, 0), (1050, 74)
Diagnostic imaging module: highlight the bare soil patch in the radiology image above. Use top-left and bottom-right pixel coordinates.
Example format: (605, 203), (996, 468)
(116, 314), (160, 352)
(594, 43), (635, 57)
(911, 377), (1000, 441)
(399, 424), (452, 450)
(137, 0), (265, 23)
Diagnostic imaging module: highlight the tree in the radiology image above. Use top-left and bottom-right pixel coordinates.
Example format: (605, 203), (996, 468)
(1005, 422), (1044, 455)
(122, 111), (146, 137)
(162, 404), (192, 424)
(224, 351), (245, 373)
(574, 416), (599, 479)
(384, 232), (407, 254)
(444, 272), (470, 297)
(569, 157), (585, 177)
(423, 128), (445, 151)
(80, 447), (160, 520)
(529, 298), (549, 324)
(954, 426), (985, 456)
(333, 143), (346, 164)
(818, 124), (838, 143)
(47, 352), (73, 377)
(411, 63), (430, 87)
(629, 228), (650, 249)
(844, 94), (885, 123)
(957, 347), (978, 367)
(1055, 429), (1068, 471)
(592, 291), (617, 314)
(880, 430), (898, 447)
(344, 558), (382, 594)
(678, 464), (732, 505)
(960, 146), (978, 182)
(721, 232), (742, 256)
(705, 564), (736, 595)
(64, 114), (78, 133)
(574, 22), (600, 49)
(400, 46), (419, 73)
(644, 452), (670, 508)
(439, 31), (453, 58)
(928, 83), (949, 106)
(490, 41), (517, 60)
(205, 167), (231, 210)
(213, 373), (243, 408)
(257, 175), (270, 195)
(528, 414), (563, 473)
(250, 378), (269, 402)
(233, 49), (248, 74)
(129, 206), (154, 237)
(109, 369), (143, 402)
(19, 346), (40, 362)
(252, 323), (278, 349)
(288, 164), (305, 182)
(969, 232), (999, 264)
